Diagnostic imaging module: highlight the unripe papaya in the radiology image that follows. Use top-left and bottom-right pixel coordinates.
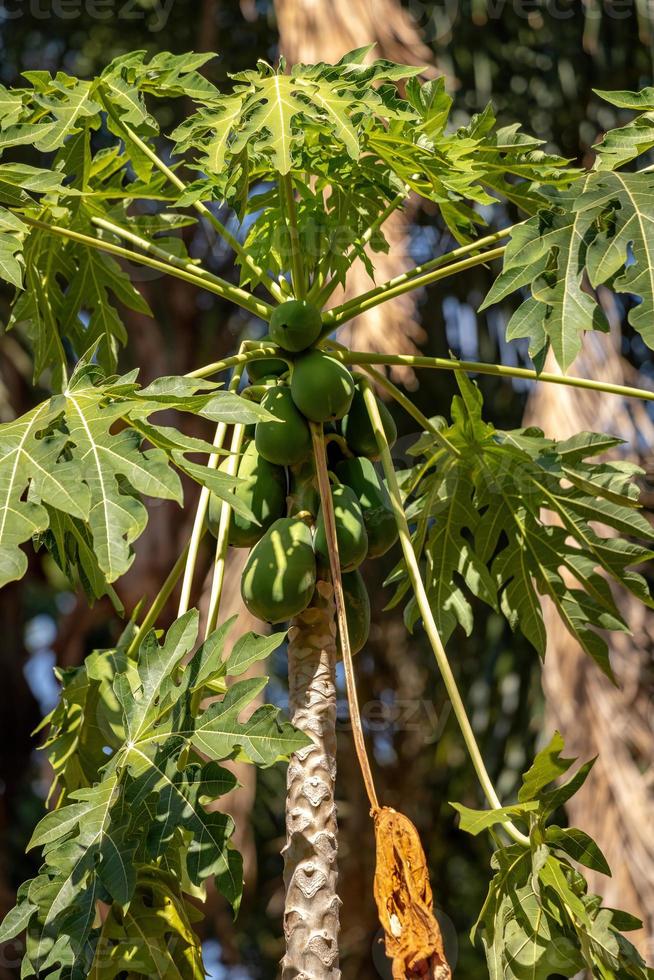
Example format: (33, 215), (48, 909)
(207, 441), (286, 548)
(314, 483), (368, 571)
(290, 351), (355, 423)
(241, 517), (316, 623)
(288, 458), (320, 520)
(341, 387), (397, 458)
(269, 299), (322, 353)
(341, 569), (371, 656)
(247, 356), (288, 382)
(335, 457), (398, 558)
(255, 386), (311, 466)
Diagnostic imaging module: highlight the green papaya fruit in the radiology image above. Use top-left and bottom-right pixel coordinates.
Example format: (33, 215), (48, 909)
(334, 457), (398, 558)
(314, 483), (368, 571)
(247, 356), (288, 382)
(288, 458), (320, 520)
(207, 441), (287, 548)
(269, 299), (322, 353)
(341, 569), (371, 656)
(255, 386), (312, 466)
(290, 351), (355, 422)
(241, 517), (316, 623)
(341, 387), (397, 458)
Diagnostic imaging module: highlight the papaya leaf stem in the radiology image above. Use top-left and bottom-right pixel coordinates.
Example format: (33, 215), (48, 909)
(310, 423), (380, 812)
(343, 350), (654, 404)
(22, 215), (273, 321)
(177, 355), (246, 616)
(99, 89), (284, 302)
(360, 380), (530, 849)
(91, 214), (255, 303)
(322, 245), (507, 331)
(281, 173), (307, 298)
(126, 543), (191, 657)
(204, 421), (246, 639)
(185, 344), (288, 380)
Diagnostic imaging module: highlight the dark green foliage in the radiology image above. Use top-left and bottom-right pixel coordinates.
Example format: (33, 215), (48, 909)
(453, 733), (652, 980)
(391, 374), (654, 677)
(0, 612), (307, 978)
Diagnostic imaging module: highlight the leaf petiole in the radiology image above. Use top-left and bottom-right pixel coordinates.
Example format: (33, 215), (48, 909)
(100, 89), (284, 302)
(22, 215), (273, 321)
(342, 350), (654, 404)
(361, 378), (530, 849)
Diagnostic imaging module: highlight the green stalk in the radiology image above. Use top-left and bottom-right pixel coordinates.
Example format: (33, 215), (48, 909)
(177, 353), (248, 616)
(203, 420), (246, 639)
(310, 423), (379, 811)
(342, 350), (654, 405)
(177, 420), (230, 617)
(361, 380), (530, 848)
(23, 215), (273, 321)
(281, 173), (306, 298)
(186, 344), (290, 380)
(99, 90), (284, 303)
(126, 544), (191, 658)
(92, 215), (257, 303)
(322, 245), (507, 331)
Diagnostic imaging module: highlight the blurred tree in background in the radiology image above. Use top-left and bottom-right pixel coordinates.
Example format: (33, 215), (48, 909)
(0, 2), (652, 978)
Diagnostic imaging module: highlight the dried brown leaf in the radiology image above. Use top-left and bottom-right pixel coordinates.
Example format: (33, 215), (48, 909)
(373, 806), (451, 980)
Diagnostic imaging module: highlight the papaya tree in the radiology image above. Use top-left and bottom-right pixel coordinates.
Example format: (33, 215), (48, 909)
(0, 48), (654, 979)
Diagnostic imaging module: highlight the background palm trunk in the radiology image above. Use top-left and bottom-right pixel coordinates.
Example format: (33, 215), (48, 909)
(282, 580), (341, 978)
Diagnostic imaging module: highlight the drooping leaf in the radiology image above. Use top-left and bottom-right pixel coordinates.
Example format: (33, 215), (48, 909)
(1, 614), (303, 978)
(457, 734), (652, 980)
(593, 87), (654, 170)
(396, 374), (653, 675)
(0, 361), (265, 588)
(482, 168), (654, 369)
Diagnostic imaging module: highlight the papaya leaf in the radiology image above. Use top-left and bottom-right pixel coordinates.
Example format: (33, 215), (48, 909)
(170, 50), (420, 186)
(1, 614), (304, 978)
(0, 362), (263, 588)
(593, 87), (654, 170)
(450, 802), (538, 837)
(458, 735), (652, 980)
(89, 869), (205, 980)
(0, 400), (89, 588)
(0, 205), (26, 287)
(482, 167), (654, 369)
(399, 374), (653, 675)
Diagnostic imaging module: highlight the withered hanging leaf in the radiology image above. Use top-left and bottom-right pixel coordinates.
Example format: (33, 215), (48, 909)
(373, 806), (451, 980)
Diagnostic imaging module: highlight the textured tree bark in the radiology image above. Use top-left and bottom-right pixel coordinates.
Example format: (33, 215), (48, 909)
(282, 579), (341, 979)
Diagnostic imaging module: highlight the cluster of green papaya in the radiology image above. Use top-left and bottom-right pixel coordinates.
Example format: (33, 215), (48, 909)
(206, 300), (399, 655)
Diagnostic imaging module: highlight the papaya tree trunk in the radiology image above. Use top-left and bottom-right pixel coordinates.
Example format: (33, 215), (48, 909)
(282, 578), (341, 979)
